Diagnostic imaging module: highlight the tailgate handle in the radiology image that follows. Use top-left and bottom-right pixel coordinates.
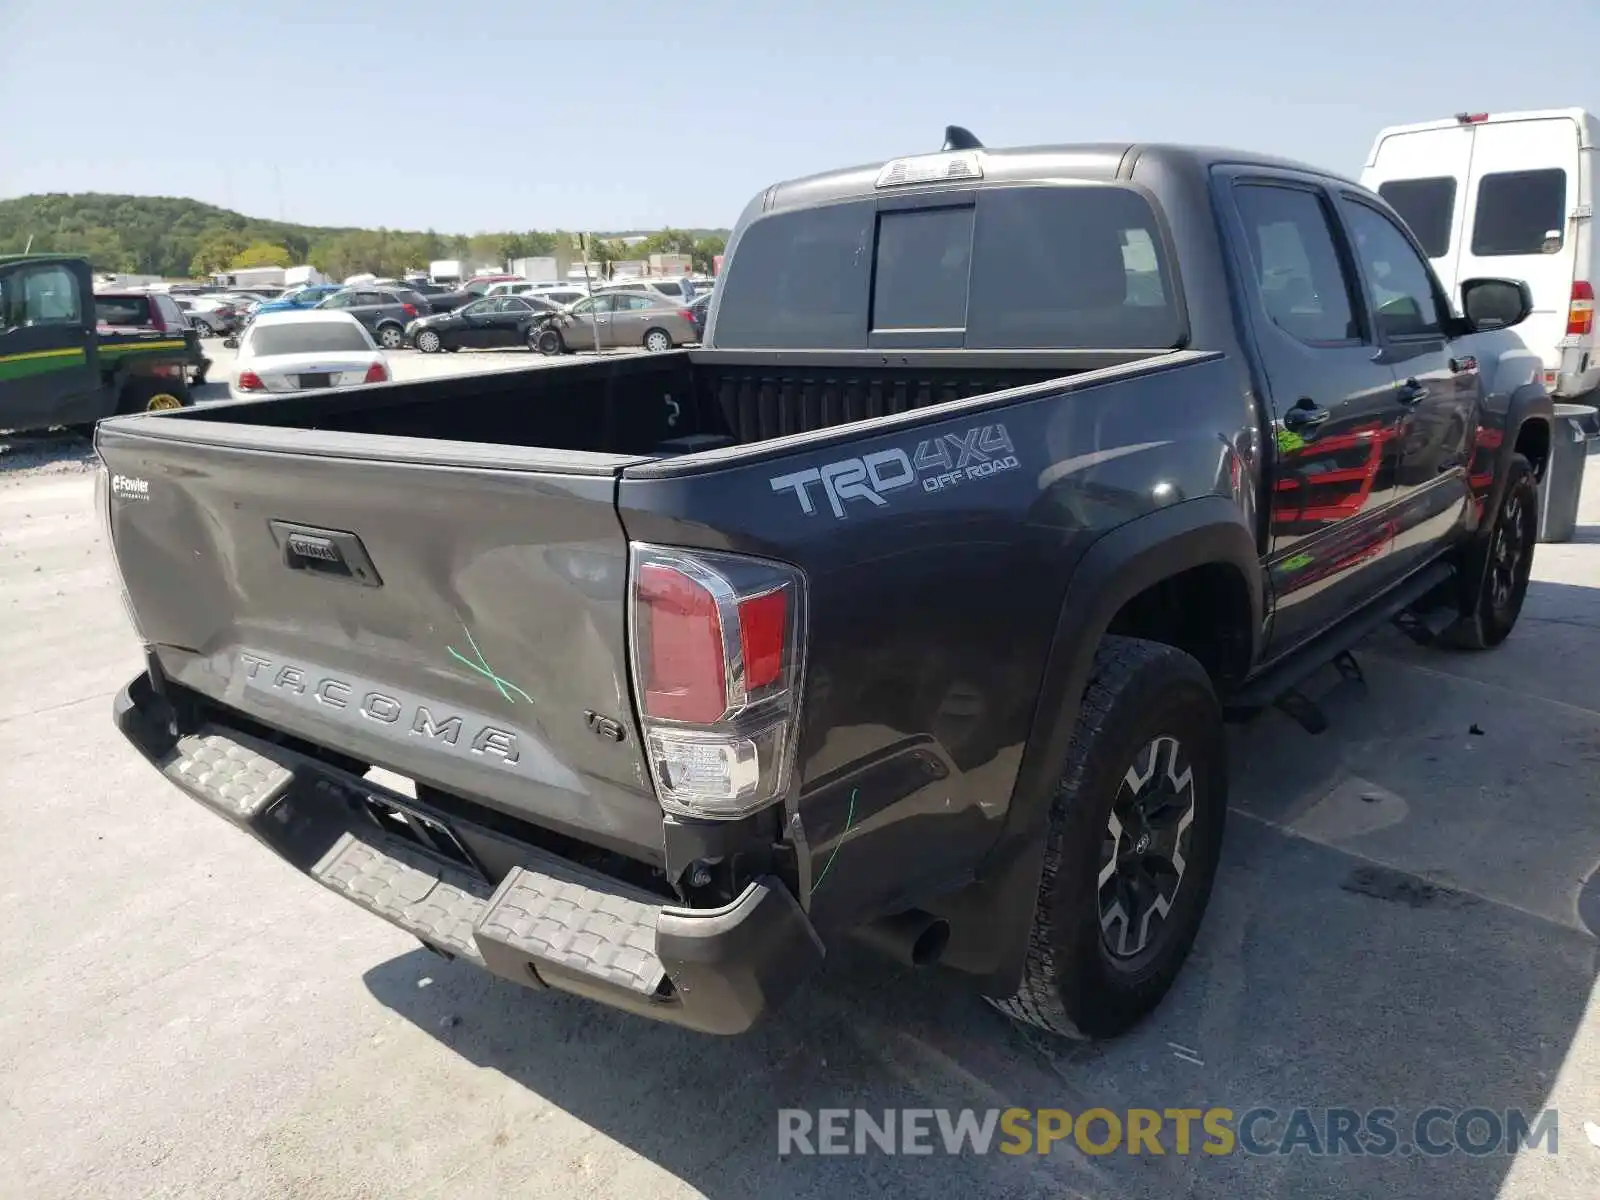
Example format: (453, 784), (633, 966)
(268, 520), (383, 587)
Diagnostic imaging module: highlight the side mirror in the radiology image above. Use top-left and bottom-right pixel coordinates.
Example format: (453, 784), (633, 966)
(1460, 277), (1534, 332)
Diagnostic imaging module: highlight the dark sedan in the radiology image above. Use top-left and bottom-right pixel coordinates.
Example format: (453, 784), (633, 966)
(406, 294), (561, 353)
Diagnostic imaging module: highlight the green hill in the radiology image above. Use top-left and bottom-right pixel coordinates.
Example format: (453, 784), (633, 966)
(0, 193), (729, 279)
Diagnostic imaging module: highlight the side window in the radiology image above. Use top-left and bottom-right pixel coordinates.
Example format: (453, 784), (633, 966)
(1340, 199), (1445, 339)
(588, 295), (617, 314)
(322, 292), (350, 308)
(652, 280), (683, 297)
(155, 295), (186, 327)
(619, 295), (653, 311)
(1120, 228), (1166, 307)
(461, 300), (491, 316)
(1233, 184), (1361, 344)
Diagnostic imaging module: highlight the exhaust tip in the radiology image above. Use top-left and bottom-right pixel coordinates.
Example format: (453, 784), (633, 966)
(851, 909), (950, 968)
(910, 917), (951, 967)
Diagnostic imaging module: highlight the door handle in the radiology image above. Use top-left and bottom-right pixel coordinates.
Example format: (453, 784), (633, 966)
(1283, 400), (1330, 432)
(1397, 378), (1429, 405)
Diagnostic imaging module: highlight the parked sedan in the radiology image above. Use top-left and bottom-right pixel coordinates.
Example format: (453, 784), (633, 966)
(534, 291), (698, 355)
(172, 296), (243, 337)
(407, 295), (560, 353)
(229, 310), (390, 400)
(314, 286), (425, 349)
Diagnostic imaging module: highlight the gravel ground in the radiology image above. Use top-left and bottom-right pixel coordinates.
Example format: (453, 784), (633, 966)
(4, 381), (1600, 1198)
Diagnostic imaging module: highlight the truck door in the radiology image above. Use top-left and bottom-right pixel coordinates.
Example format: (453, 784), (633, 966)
(1456, 115), (1582, 384)
(0, 258), (100, 432)
(1335, 192), (1478, 580)
(1219, 171), (1406, 658)
(1364, 124), (1474, 291)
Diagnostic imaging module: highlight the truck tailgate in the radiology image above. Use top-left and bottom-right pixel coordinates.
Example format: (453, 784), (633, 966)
(97, 422), (665, 863)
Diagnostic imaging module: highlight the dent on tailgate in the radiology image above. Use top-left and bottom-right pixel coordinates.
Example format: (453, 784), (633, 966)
(97, 423), (667, 864)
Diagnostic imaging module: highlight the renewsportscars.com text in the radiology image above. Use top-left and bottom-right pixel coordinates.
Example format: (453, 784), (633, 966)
(777, 1107), (1559, 1157)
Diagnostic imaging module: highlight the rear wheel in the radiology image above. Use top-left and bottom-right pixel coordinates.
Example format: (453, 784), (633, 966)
(643, 328), (673, 353)
(376, 323), (405, 350)
(415, 329), (443, 354)
(535, 327), (565, 356)
(988, 637), (1226, 1040)
(192, 318), (215, 338)
(116, 379), (191, 416)
(1443, 453), (1538, 650)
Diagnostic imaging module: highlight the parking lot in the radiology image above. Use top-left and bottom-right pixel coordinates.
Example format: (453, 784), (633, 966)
(4, 364), (1600, 1197)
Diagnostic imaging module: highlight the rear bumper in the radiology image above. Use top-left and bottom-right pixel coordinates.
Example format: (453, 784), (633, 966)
(114, 671), (823, 1035)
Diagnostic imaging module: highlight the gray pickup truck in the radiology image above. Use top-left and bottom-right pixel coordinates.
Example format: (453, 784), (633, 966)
(97, 129), (1550, 1041)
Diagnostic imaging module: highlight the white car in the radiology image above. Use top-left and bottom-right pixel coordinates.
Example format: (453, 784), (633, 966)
(229, 310), (391, 400)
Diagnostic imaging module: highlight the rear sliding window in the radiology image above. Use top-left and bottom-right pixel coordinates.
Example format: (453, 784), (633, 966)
(1377, 177), (1456, 258)
(713, 185), (1181, 350)
(1472, 168), (1567, 256)
(250, 322), (372, 355)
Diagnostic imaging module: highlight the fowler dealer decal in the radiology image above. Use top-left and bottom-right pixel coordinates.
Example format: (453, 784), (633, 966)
(770, 424), (1019, 519)
(110, 474), (151, 501)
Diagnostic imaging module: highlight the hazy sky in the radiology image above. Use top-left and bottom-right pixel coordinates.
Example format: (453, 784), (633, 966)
(2, 0), (1593, 234)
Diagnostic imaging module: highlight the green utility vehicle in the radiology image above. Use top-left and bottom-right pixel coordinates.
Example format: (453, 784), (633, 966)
(0, 255), (195, 434)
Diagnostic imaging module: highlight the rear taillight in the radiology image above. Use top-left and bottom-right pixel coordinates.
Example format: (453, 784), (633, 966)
(363, 362), (388, 383)
(630, 544), (806, 818)
(401, 303), (418, 319)
(237, 370), (265, 391)
(1568, 281), (1594, 337)
(678, 309), (695, 323)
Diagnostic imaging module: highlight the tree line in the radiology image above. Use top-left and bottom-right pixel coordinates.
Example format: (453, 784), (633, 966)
(0, 193), (728, 279)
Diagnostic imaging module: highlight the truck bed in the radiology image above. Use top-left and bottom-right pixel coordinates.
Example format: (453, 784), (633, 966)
(167, 348), (1164, 458)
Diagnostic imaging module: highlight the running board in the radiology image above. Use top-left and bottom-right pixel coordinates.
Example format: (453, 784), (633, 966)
(1227, 561), (1456, 725)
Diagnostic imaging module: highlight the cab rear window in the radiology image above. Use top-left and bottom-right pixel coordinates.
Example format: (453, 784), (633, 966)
(713, 184), (1182, 350)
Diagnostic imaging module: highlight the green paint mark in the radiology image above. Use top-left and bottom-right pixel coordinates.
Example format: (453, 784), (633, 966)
(1276, 427), (1305, 455)
(447, 625), (533, 705)
(812, 789), (858, 892)
(1282, 552), (1315, 573)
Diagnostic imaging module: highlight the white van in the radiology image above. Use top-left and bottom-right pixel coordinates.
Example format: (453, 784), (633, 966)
(1361, 108), (1597, 400)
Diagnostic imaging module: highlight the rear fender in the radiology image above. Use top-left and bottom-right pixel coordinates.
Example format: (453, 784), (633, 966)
(932, 495), (1264, 993)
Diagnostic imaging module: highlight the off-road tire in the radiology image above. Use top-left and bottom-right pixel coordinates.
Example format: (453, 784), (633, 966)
(1442, 453), (1537, 650)
(988, 636), (1226, 1040)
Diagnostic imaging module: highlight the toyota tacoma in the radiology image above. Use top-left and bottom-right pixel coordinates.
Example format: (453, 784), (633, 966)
(96, 130), (1551, 1039)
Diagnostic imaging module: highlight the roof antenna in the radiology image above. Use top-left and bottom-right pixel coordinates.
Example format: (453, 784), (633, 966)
(941, 125), (982, 151)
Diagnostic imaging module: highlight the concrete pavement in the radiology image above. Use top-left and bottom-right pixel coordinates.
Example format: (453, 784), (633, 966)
(3, 409), (1600, 1198)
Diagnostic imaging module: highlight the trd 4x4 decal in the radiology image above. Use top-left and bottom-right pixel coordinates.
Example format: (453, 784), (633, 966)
(769, 423), (1019, 519)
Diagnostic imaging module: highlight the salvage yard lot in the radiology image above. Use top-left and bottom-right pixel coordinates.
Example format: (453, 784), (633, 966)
(3, 369), (1600, 1196)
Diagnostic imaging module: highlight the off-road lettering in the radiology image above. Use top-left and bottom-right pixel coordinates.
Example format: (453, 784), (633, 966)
(773, 426), (1017, 517)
